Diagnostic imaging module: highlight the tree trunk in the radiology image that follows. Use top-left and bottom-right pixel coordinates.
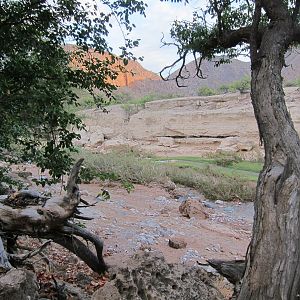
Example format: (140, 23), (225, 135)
(238, 20), (300, 299)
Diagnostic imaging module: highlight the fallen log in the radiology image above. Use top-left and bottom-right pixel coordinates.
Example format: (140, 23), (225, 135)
(0, 159), (107, 273)
(0, 237), (12, 271)
(207, 259), (246, 285)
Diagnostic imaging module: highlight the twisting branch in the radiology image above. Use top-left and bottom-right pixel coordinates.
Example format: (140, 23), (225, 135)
(10, 239), (52, 263)
(0, 237), (12, 271)
(0, 159), (107, 274)
(160, 48), (190, 87)
(194, 54), (206, 79)
(63, 222), (105, 269)
(250, 0), (262, 62)
(44, 222), (107, 273)
(73, 214), (93, 220)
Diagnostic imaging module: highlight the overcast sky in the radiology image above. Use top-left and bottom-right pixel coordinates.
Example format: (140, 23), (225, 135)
(107, 0), (207, 74)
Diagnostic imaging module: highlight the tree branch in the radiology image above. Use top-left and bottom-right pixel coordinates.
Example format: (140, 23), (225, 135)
(292, 0), (300, 22)
(292, 24), (300, 42)
(49, 232), (106, 274)
(201, 27), (255, 51)
(10, 239), (51, 263)
(250, 0), (262, 62)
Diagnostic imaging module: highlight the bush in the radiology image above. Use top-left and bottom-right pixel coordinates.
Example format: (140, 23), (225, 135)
(74, 148), (164, 185)
(197, 86), (217, 96)
(284, 78), (300, 87)
(74, 148), (255, 201)
(166, 165), (254, 201)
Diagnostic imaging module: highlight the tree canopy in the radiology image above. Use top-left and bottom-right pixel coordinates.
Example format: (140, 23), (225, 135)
(0, 0), (146, 182)
(162, 1), (300, 84)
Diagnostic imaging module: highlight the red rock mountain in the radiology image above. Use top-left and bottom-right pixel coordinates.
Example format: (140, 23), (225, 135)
(64, 44), (159, 87)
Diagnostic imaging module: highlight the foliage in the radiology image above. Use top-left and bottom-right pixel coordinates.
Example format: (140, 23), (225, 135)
(167, 165), (254, 201)
(0, 0), (146, 183)
(197, 86), (217, 96)
(0, 166), (23, 194)
(155, 154), (262, 182)
(75, 147), (162, 185)
(230, 76), (251, 93)
(75, 148), (255, 201)
(284, 77), (300, 87)
(217, 76), (251, 94)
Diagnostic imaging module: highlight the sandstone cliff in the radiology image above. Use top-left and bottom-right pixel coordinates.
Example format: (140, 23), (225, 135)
(64, 44), (159, 87)
(76, 87), (300, 158)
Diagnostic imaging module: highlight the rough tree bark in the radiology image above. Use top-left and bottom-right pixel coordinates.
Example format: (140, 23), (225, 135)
(0, 159), (107, 274)
(166, 0), (300, 297)
(238, 11), (300, 300)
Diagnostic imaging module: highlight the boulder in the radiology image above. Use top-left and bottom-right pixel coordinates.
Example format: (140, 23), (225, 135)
(88, 131), (105, 147)
(179, 198), (209, 219)
(0, 269), (38, 300)
(99, 136), (138, 151)
(169, 237), (187, 249)
(157, 137), (175, 147)
(217, 137), (239, 153)
(163, 180), (177, 191)
(92, 251), (224, 300)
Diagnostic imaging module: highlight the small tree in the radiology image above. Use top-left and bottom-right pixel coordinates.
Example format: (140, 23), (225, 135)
(164, 0), (300, 298)
(197, 86), (216, 96)
(231, 76), (251, 93)
(0, 0), (146, 181)
(0, 0), (146, 273)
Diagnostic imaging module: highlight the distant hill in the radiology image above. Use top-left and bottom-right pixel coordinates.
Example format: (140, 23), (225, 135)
(64, 44), (160, 88)
(117, 50), (300, 98)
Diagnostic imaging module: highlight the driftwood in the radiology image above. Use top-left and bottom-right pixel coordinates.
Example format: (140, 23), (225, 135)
(0, 237), (12, 271)
(0, 159), (107, 273)
(207, 259), (246, 285)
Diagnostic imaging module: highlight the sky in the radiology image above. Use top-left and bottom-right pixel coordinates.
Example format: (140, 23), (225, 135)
(107, 0), (207, 74)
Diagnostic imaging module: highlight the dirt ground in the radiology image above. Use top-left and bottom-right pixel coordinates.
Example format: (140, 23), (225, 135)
(78, 182), (253, 267)
(7, 164), (254, 298)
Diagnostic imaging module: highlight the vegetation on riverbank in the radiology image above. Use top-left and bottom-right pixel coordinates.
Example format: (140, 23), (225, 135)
(74, 148), (258, 201)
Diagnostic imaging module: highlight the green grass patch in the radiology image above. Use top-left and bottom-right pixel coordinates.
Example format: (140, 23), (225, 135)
(153, 155), (263, 182)
(74, 148), (256, 201)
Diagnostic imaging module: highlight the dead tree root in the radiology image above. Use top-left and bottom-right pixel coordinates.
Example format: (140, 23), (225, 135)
(0, 159), (107, 274)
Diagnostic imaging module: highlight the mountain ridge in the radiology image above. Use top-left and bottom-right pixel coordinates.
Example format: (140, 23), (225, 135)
(64, 44), (160, 88)
(118, 51), (300, 98)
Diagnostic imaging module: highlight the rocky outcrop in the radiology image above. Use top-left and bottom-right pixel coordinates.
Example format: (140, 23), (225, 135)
(92, 251), (224, 300)
(0, 269), (38, 300)
(64, 44), (159, 87)
(76, 87), (300, 157)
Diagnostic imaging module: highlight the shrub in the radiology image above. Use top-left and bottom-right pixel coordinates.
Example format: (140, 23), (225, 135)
(74, 148), (255, 201)
(166, 165), (254, 201)
(197, 86), (217, 96)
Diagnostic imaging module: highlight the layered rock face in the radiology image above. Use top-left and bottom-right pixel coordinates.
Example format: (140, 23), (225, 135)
(77, 87), (300, 157)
